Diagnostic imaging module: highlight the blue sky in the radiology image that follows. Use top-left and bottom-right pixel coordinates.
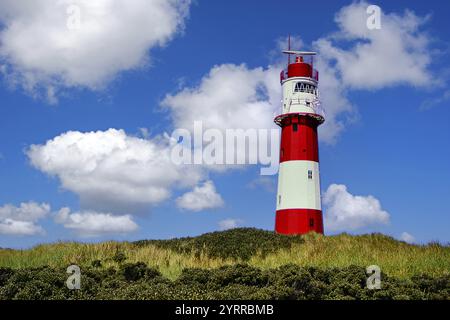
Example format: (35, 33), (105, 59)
(0, 0), (449, 248)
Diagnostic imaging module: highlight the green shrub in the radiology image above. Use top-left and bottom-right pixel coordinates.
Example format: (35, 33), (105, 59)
(0, 268), (14, 286)
(210, 264), (268, 287)
(0, 267), (66, 300)
(134, 228), (304, 261)
(177, 268), (211, 286)
(120, 262), (161, 282)
(0, 263), (448, 300)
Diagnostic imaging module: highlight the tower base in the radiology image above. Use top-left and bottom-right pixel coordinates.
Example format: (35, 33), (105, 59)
(275, 209), (323, 235)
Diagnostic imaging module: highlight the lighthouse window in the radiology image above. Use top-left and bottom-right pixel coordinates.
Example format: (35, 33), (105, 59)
(308, 170), (313, 179)
(309, 218), (314, 227)
(294, 82), (304, 92)
(293, 123), (298, 132)
(294, 83), (317, 94)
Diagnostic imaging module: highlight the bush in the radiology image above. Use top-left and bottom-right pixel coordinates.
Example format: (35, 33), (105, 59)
(0, 264), (448, 300)
(120, 262), (161, 282)
(134, 228), (304, 261)
(0, 267), (67, 300)
(0, 268), (14, 286)
(177, 268), (211, 286)
(210, 264), (268, 287)
(268, 264), (325, 299)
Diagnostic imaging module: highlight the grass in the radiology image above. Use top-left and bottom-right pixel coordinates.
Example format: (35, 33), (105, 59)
(0, 229), (449, 280)
(250, 233), (450, 279)
(0, 241), (235, 280)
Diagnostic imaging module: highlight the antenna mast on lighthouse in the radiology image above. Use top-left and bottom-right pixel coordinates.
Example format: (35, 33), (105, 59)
(288, 35), (291, 65)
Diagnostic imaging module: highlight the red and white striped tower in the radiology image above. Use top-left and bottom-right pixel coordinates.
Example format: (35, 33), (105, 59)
(274, 49), (325, 235)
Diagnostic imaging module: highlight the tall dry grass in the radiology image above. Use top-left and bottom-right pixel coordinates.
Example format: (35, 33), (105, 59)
(1, 232), (448, 280)
(249, 233), (450, 279)
(0, 241), (234, 280)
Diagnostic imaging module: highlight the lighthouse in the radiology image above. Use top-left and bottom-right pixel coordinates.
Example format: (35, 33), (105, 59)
(274, 49), (324, 235)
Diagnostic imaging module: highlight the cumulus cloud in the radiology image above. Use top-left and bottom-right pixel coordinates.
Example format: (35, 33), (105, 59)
(218, 218), (243, 231)
(323, 184), (390, 231)
(55, 207), (138, 237)
(0, 0), (191, 102)
(27, 129), (203, 212)
(0, 219), (45, 236)
(311, 1), (435, 142)
(399, 232), (415, 244)
(163, 63), (280, 132)
(162, 63), (281, 173)
(176, 180), (224, 211)
(0, 202), (50, 235)
(315, 1), (433, 89)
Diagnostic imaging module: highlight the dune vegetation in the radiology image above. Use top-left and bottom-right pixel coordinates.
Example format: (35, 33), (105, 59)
(0, 228), (449, 299)
(1, 228), (449, 280)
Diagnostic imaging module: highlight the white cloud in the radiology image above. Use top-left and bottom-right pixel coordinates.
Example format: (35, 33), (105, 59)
(0, 202), (50, 221)
(55, 207), (138, 237)
(176, 180), (224, 212)
(400, 232), (415, 244)
(0, 0), (191, 102)
(0, 202), (50, 235)
(315, 1), (433, 89)
(0, 219), (45, 236)
(27, 129), (203, 212)
(311, 1), (435, 142)
(162, 63), (281, 172)
(162, 63), (280, 132)
(323, 184), (390, 231)
(218, 218), (243, 231)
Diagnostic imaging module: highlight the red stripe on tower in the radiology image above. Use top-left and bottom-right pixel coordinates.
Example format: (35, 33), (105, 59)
(274, 48), (325, 235)
(276, 209), (324, 234)
(279, 116), (320, 163)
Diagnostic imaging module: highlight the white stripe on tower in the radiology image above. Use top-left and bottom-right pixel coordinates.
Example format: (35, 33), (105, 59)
(276, 160), (321, 211)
